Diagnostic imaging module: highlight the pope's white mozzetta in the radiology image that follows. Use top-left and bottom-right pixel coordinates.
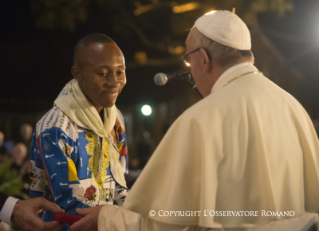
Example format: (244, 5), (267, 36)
(97, 64), (319, 231)
(122, 64), (319, 228)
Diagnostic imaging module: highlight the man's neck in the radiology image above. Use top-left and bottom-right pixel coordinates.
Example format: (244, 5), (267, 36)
(99, 109), (104, 123)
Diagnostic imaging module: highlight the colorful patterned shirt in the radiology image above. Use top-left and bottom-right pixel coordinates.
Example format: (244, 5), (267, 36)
(30, 106), (129, 230)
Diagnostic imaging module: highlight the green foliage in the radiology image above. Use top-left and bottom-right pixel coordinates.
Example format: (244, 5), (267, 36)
(246, 0), (294, 23)
(186, 0), (294, 24)
(0, 159), (25, 198)
(30, 0), (295, 31)
(31, 0), (88, 31)
(29, 0), (295, 65)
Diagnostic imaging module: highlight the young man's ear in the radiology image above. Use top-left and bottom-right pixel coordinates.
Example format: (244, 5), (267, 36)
(71, 66), (81, 81)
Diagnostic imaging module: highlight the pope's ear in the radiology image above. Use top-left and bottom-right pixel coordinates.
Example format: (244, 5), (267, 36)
(71, 66), (81, 81)
(200, 48), (212, 73)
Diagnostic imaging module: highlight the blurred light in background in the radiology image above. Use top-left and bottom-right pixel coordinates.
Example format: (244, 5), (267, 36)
(168, 45), (185, 55)
(141, 105), (152, 116)
(134, 5), (154, 16)
(135, 51), (148, 64)
(205, 10), (217, 15)
(173, 3), (200, 13)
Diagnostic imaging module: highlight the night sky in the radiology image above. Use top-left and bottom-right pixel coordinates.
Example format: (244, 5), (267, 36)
(258, 0), (319, 115)
(1, 0), (319, 116)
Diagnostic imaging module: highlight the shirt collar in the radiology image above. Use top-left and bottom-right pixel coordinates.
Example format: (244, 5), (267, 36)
(214, 62), (253, 87)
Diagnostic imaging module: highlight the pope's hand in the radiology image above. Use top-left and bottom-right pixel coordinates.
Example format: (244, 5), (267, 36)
(69, 205), (103, 231)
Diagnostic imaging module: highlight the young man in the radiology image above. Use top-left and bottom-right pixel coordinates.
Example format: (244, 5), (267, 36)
(30, 34), (129, 231)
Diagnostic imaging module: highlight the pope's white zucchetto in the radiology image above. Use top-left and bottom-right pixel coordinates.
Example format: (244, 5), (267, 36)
(195, 10), (251, 50)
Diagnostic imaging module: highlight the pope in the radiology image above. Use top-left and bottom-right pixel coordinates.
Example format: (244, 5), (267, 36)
(70, 10), (319, 231)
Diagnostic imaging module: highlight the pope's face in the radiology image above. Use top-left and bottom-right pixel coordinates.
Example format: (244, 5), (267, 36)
(75, 43), (126, 112)
(186, 32), (206, 96)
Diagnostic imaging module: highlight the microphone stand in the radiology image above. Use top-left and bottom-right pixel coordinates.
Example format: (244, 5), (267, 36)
(181, 72), (202, 98)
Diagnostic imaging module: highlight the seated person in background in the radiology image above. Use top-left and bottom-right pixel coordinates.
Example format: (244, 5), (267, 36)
(16, 123), (33, 160)
(11, 143), (31, 188)
(30, 33), (129, 230)
(0, 131), (8, 161)
(0, 131), (14, 158)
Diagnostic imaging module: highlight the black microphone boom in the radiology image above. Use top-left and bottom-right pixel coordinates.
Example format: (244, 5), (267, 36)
(154, 69), (196, 88)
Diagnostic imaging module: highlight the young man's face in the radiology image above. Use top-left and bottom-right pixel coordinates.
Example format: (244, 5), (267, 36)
(74, 43), (126, 112)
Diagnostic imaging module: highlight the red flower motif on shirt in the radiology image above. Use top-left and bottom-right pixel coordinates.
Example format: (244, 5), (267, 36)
(84, 185), (97, 201)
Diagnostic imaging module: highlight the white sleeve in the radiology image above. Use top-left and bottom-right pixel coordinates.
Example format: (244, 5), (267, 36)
(98, 204), (141, 231)
(0, 197), (19, 224)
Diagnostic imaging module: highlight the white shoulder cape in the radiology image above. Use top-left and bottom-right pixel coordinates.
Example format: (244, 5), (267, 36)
(123, 65), (319, 228)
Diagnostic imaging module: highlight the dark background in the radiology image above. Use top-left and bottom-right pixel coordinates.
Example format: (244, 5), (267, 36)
(1, 0), (319, 136)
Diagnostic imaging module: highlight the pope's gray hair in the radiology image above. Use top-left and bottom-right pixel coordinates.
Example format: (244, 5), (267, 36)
(189, 27), (254, 67)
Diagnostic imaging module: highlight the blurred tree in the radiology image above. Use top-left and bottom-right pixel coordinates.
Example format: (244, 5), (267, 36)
(30, 0), (294, 66)
(31, 0), (88, 31)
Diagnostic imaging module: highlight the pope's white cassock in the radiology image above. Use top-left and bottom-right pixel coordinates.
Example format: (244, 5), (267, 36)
(98, 63), (319, 231)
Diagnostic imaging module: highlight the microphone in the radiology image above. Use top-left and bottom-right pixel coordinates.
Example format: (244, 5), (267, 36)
(154, 69), (196, 88)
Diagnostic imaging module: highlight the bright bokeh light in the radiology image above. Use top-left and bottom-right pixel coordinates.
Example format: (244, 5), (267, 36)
(173, 3), (200, 13)
(141, 105), (152, 116)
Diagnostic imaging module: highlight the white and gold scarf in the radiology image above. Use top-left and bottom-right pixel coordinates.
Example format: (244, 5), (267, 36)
(54, 79), (127, 188)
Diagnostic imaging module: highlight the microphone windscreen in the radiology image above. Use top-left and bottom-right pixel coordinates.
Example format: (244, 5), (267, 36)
(154, 73), (168, 86)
